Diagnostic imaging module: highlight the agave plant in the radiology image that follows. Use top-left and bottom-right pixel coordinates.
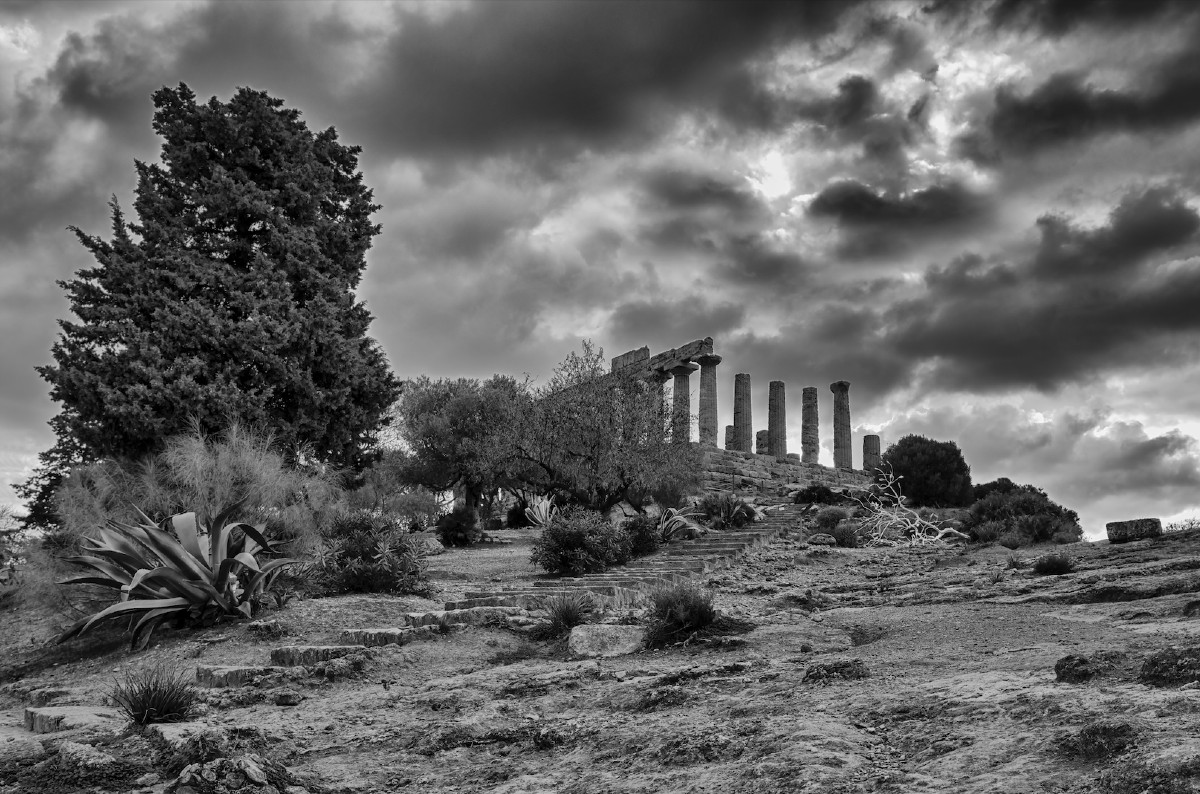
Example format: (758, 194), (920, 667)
(657, 507), (704, 543)
(524, 496), (560, 528)
(57, 501), (299, 649)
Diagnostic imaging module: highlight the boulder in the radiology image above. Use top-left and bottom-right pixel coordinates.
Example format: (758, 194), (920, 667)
(1106, 518), (1162, 543)
(567, 625), (646, 658)
(807, 533), (837, 546)
(57, 740), (116, 771)
(1055, 654), (1095, 683)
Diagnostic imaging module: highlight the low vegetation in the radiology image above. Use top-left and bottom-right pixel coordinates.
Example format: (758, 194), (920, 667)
(1033, 553), (1075, 575)
(536, 592), (595, 638)
(111, 663), (198, 725)
(644, 581), (717, 647)
(698, 493), (759, 530)
(529, 508), (632, 576)
(313, 509), (432, 597)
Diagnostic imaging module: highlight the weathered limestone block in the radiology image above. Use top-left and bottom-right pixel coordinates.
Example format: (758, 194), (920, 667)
(863, 434), (881, 473)
(724, 424), (735, 450)
(697, 354), (722, 446)
(611, 347), (650, 374)
(568, 625), (647, 657)
(23, 706), (120, 734)
(734, 374), (753, 452)
(802, 386), (819, 464)
(269, 645), (366, 666)
(1106, 518), (1163, 543)
(768, 380), (787, 457)
(755, 430), (769, 455)
(831, 381), (852, 469)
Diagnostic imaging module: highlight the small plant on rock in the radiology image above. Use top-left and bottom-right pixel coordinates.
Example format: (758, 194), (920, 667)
(698, 493), (758, 530)
(111, 663), (198, 725)
(657, 507), (705, 543)
(644, 582), (717, 646)
(536, 592), (595, 638)
(1033, 553), (1075, 575)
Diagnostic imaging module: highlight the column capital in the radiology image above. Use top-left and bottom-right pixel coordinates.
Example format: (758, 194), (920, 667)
(667, 361), (700, 376)
(830, 380), (850, 394)
(694, 353), (723, 367)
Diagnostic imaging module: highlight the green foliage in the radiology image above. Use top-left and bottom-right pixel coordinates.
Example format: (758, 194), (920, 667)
(436, 506), (482, 547)
(649, 468), (702, 510)
(793, 484), (853, 506)
(1033, 553), (1075, 575)
(524, 496), (560, 528)
(621, 514), (661, 557)
(111, 663), (198, 725)
(506, 498), (532, 529)
(969, 519), (1007, 543)
(535, 592), (595, 638)
(657, 507), (705, 543)
(514, 341), (700, 513)
(23, 84), (397, 527)
(698, 493), (757, 530)
(644, 582), (717, 646)
(829, 519), (860, 548)
(965, 489), (1082, 546)
(880, 435), (974, 507)
(50, 426), (342, 580)
(529, 509), (631, 576)
(813, 506), (851, 534)
(57, 502), (299, 649)
(315, 510), (431, 595)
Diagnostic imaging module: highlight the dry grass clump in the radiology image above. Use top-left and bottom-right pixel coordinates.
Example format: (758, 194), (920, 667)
(534, 592), (595, 639)
(644, 582), (717, 647)
(111, 663), (198, 725)
(1033, 553), (1075, 575)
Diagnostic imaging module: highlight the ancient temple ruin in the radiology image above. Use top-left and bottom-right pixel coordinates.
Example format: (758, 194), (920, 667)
(610, 337), (880, 497)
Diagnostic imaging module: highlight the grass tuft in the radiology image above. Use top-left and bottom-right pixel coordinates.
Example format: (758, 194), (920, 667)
(111, 663), (197, 725)
(534, 592), (594, 639)
(1033, 553), (1075, 575)
(644, 582), (717, 647)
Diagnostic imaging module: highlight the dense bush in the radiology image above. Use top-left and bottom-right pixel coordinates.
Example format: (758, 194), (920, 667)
(649, 468), (702, 510)
(644, 582), (717, 646)
(965, 489), (1082, 546)
(830, 519), (860, 548)
(436, 506), (482, 547)
(529, 509), (632, 576)
(793, 484), (853, 506)
(698, 493), (758, 530)
(881, 435), (974, 507)
(812, 506), (851, 534)
(506, 498), (532, 529)
(621, 514), (661, 557)
(1033, 553), (1075, 575)
(318, 510), (432, 596)
(111, 664), (198, 725)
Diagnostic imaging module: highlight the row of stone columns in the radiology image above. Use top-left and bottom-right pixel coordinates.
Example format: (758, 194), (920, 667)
(663, 355), (884, 473)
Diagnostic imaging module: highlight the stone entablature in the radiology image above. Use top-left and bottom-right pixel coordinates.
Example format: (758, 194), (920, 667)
(699, 445), (872, 498)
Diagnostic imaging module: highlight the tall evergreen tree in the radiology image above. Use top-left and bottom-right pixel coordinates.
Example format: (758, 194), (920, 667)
(20, 84), (399, 526)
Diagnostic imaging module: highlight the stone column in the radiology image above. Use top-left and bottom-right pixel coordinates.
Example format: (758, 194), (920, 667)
(669, 362), (698, 443)
(724, 425), (735, 450)
(695, 354), (722, 446)
(768, 381), (786, 458)
(801, 387), (818, 464)
(755, 430), (768, 455)
(863, 434), (881, 473)
(733, 373), (753, 452)
(831, 381), (852, 469)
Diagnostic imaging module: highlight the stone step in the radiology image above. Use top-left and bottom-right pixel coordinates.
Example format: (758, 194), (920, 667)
(401, 605), (526, 628)
(23, 706), (121, 734)
(195, 665), (296, 688)
(269, 645), (365, 666)
(339, 625), (443, 647)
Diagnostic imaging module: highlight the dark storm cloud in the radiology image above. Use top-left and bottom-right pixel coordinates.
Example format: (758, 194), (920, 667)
(354, 0), (859, 157)
(809, 180), (992, 259)
(606, 297), (746, 354)
(959, 45), (1200, 161)
(714, 235), (811, 288)
(640, 168), (763, 220)
(886, 185), (1200, 392)
(985, 0), (1194, 35)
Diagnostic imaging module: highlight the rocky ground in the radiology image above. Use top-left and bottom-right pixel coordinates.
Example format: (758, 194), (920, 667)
(3, 523), (1200, 793)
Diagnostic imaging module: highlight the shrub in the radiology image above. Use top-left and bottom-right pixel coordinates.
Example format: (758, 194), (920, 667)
(1006, 553), (1027, 570)
(536, 592), (595, 638)
(644, 582), (717, 646)
(657, 507), (705, 543)
(880, 435), (973, 507)
(317, 510), (431, 596)
(970, 520), (1006, 543)
(57, 503), (299, 649)
(621, 514), (661, 557)
(965, 489), (1082, 546)
(111, 663), (198, 725)
(698, 493), (758, 530)
(998, 532), (1025, 550)
(1033, 553), (1075, 575)
(829, 519), (860, 548)
(812, 506), (851, 534)
(506, 498), (532, 529)
(436, 506), (481, 547)
(1056, 721), (1137, 759)
(1166, 517), (1200, 533)
(650, 468), (702, 510)
(793, 484), (851, 505)
(529, 509), (632, 576)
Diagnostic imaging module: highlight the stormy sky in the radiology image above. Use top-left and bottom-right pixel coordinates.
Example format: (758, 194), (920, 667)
(2, 0), (1199, 537)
